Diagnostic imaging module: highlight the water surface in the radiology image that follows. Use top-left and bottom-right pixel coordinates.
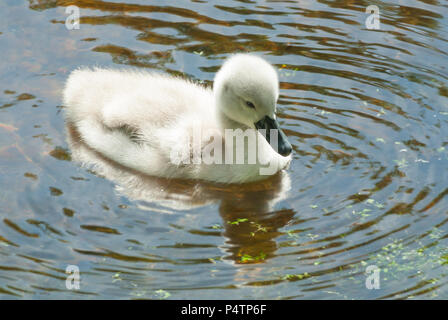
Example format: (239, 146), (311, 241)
(0, 0), (447, 299)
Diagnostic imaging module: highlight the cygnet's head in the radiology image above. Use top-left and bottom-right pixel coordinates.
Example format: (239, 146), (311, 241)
(213, 54), (292, 157)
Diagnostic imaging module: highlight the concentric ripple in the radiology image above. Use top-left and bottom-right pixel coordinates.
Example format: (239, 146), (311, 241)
(0, 0), (447, 299)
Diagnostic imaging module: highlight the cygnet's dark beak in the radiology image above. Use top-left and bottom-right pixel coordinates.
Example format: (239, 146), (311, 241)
(254, 116), (292, 156)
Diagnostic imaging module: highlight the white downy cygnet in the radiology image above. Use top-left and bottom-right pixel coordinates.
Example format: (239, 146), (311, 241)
(63, 54), (292, 184)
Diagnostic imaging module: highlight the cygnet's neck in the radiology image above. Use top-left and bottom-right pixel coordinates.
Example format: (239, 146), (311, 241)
(215, 108), (248, 131)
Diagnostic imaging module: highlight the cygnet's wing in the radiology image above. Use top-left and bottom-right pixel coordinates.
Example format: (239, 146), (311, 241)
(63, 68), (214, 178)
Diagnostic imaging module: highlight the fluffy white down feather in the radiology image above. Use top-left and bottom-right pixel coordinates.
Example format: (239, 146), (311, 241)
(63, 54), (292, 183)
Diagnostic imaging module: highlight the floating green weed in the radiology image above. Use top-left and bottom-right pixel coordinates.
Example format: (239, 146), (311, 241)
(154, 289), (171, 300)
(394, 158), (408, 168)
(240, 252), (266, 263)
(352, 208), (372, 218)
(282, 272), (310, 281)
(227, 218), (248, 225)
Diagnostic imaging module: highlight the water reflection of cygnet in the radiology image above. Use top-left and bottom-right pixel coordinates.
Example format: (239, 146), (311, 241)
(66, 123), (293, 264)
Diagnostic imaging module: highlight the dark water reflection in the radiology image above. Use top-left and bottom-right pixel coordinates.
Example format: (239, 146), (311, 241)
(0, 0), (447, 299)
(66, 122), (294, 265)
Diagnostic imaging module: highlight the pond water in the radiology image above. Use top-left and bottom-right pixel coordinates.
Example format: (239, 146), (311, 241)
(0, 0), (447, 299)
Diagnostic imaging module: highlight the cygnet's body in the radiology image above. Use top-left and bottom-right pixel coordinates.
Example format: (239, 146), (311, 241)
(63, 54), (292, 183)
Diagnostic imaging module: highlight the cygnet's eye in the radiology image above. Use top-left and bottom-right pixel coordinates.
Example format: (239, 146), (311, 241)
(245, 101), (256, 109)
